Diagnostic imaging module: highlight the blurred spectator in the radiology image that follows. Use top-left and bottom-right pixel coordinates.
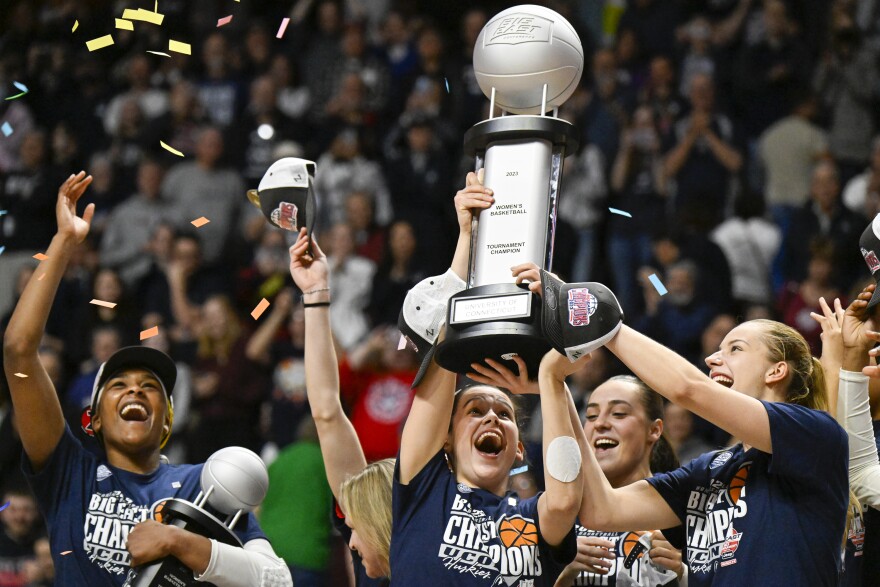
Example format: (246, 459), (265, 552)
(260, 417), (333, 587)
(813, 22), (879, 182)
(150, 80), (207, 159)
(66, 267), (140, 360)
(106, 99), (149, 196)
(241, 23), (274, 82)
(557, 142), (607, 283)
(679, 17), (718, 98)
(0, 130), (58, 252)
(616, 0), (681, 63)
(102, 54), (168, 139)
(711, 193), (782, 309)
(233, 75), (297, 186)
(0, 485), (41, 587)
(378, 10), (418, 82)
(663, 73), (743, 229)
(64, 325), (122, 413)
(332, 22), (390, 116)
(314, 128), (393, 229)
(235, 228), (291, 314)
(591, 48), (632, 128)
(49, 122), (82, 172)
(345, 191), (386, 264)
(608, 105), (667, 314)
(298, 0), (344, 120)
(0, 101), (35, 174)
(160, 127), (252, 265)
(778, 239), (843, 354)
(450, 8), (488, 133)
(759, 93), (829, 224)
(99, 159), (168, 288)
(268, 54), (311, 122)
(326, 223), (375, 350)
(664, 403), (716, 465)
(637, 55), (684, 143)
(22, 537), (52, 587)
(780, 160), (863, 290)
(188, 295), (271, 462)
(367, 220), (426, 327)
(197, 33), (243, 127)
(340, 325), (419, 462)
(392, 26), (454, 122)
(842, 136), (880, 217)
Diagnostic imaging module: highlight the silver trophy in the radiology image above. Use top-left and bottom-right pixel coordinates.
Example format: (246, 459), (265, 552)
(124, 447), (269, 587)
(435, 4), (584, 376)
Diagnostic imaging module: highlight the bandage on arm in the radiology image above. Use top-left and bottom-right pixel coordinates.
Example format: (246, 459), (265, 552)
(195, 538), (292, 586)
(839, 370), (880, 509)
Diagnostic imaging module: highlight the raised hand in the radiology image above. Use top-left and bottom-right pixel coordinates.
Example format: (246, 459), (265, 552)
(55, 171), (94, 243)
(810, 296), (845, 368)
(289, 227), (329, 294)
(468, 355), (539, 394)
(540, 348), (592, 382)
(840, 285), (879, 352)
(454, 170), (494, 235)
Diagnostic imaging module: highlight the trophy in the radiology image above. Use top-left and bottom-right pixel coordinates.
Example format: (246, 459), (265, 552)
(247, 158), (317, 235)
(124, 447), (269, 587)
(435, 4), (584, 375)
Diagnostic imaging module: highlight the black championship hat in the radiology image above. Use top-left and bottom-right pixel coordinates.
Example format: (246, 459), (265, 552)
(540, 270), (624, 361)
(247, 158), (317, 234)
(859, 213), (880, 311)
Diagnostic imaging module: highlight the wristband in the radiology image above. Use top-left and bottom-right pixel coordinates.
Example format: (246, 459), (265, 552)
(303, 301), (330, 308)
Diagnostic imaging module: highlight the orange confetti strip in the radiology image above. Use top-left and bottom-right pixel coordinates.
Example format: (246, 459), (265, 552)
(190, 217), (210, 228)
(33, 253), (48, 260)
(251, 298), (270, 320)
(140, 326), (160, 340)
(61, 551), (72, 556)
(90, 299), (118, 309)
(37, 273), (46, 281)
(14, 373), (28, 378)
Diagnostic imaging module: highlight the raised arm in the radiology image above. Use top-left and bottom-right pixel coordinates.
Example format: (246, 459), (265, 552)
(605, 325), (774, 453)
(289, 228), (366, 498)
(3, 172), (93, 471)
(811, 296), (846, 419)
(397, 172), (494, 484)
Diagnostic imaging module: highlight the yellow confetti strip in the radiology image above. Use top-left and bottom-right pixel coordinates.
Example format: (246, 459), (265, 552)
(168, 40), (191, 55)
(86, 35), (115, 51)
(72, 20), (79, 32)
(121, 8), (164, 25)
(160, 141), (184, 156)
(90, 299), (118, 309)
(33, 253), (48, 260)
(140, 326), (160, 340)
(251, 299), (270, 320)
(116, 18), (134, 30)
(190, 217), (210, 228)
(14, 373), (28, 378)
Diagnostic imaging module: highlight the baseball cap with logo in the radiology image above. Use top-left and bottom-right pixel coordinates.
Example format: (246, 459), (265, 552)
(540, 270), (624, 361)
(859, 213), (880, 311)
(398, 269), (467, 388)
(247, 158), (317, 235)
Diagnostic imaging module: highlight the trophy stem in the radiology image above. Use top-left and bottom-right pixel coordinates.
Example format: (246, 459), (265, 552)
(226, 510), (243, 529)
(195, 485), (214, 508)
(489, 87), (496, 120)
(540, 83), (548, 115)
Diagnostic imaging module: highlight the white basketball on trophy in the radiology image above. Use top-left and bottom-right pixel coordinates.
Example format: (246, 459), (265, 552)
(473, 4), (583, 115)
(201, 447), (269, 514)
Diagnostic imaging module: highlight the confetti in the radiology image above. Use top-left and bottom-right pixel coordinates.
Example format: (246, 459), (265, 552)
(86, 35), (115, 51)
(116, 18), (134, 30)
(445, 78), (450, 93)
(146, 51), (171, 57)
(1, 122), (12, 137)
(276, 17), (290, 39)
(0, 210), (5, 216)
(37, 273), (46, 281)
(168, 39), (191, 55)
(190, 216), (210, 228)
(160, 141), (184, 156)
(140, 326), (160, 340)
(90, 299), (118, 309)
(33, 253), (48, 261)
(4, 92), (26, 101)
(61, 551), (73, 556)
(251, 298), (270, 320)
(397, 334), (407, 350)
(217, 15), (233, 27)
(14, 373), (28, 378)
(648, 273), (668, 296)
(121, 8), (164, 25)
(608, 207), (632, 218)
(13, 82), (28, 94)
(0, 502), (8, 512)
(0, 246), (5, 256)
(72, 20), (79, 32)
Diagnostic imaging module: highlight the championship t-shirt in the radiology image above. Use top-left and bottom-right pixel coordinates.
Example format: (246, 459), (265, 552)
(568, 525), (682, 587)
(391, 450), (576, 586)
(647, 401), (848, 586)
(23, 426), (266, 586)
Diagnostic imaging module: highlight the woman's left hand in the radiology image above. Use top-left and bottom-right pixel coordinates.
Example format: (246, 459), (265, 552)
(511, 263), (543, 296)
(126, 520), (178, 567)
(840, 284), (879, 352)
(648, 530), (684, 579)
(810, 296), (845, 367)
(468, 355), (539, 394)
(539, 349), (591, 383)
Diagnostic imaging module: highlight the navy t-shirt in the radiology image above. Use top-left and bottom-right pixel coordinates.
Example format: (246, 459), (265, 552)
(23, 426), (266, 586)
(859, 421), (880, 586)
(391, 450), (576, 586)
(331, 502), (390, 587)
(647, 401), (848, 586)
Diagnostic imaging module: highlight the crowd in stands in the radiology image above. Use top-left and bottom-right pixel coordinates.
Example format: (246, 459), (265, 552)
(2, 0), (880, 583)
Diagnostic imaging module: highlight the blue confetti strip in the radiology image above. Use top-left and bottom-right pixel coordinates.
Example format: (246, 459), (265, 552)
(0, 501), (9, 513)
(13, 81), (28, 93)
(445, 77), (450, 93)
(509, 465), (529, 476)
(0, 247), (5, 257)
(648, 273), (667, 296)
(1, 122), (12, 137)
(608, 207), (632, 217)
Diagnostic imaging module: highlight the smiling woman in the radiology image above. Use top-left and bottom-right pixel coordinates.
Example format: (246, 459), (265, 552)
(2, 173), (291, 587)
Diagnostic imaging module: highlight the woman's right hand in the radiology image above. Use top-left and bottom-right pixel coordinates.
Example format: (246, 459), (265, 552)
(289, 228), (329, 293)
(568, 535), (615, 576)
(56, 171), (94, 243)
(454, 170), (494, 236)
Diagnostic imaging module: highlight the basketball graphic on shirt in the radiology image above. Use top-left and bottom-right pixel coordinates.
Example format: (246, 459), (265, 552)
(621, 531), (648, 569)
(498, 515), (539, 547)
(728, 464), (750, 504)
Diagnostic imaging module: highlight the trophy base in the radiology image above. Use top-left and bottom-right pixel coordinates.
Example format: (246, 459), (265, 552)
(123, 499), (241, 587)
(435, 283), (550, 378)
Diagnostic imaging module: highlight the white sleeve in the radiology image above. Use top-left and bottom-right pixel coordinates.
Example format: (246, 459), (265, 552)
(839, 369), (880, 509)
(195, 538), (292, 587)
